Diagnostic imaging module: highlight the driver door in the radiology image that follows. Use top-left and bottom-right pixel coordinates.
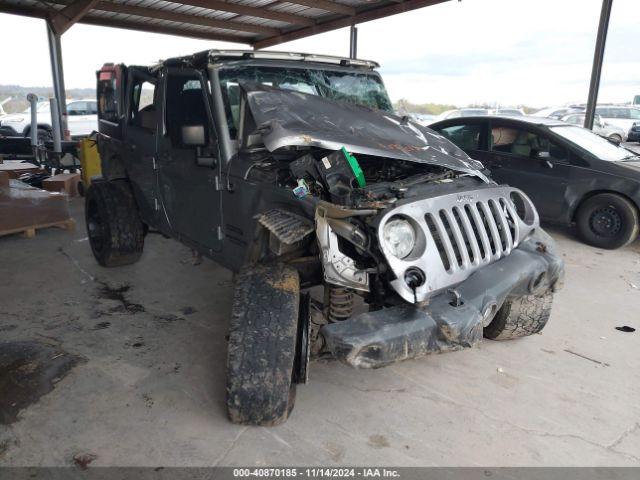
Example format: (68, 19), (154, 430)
(157, 68), (222, 251)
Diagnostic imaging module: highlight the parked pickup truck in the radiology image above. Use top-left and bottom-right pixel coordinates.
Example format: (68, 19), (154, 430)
(88, 51), (564, 426)
(0, 99), (98, 142)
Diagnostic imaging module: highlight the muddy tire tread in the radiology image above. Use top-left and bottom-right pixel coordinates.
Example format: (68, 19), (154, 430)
(85, 180), (144, 267)
(484, 293), (553, 340)
(226, 263), (299, 426)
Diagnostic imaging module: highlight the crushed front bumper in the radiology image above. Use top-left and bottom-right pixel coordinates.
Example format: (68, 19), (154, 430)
(321, 229), (564, 368)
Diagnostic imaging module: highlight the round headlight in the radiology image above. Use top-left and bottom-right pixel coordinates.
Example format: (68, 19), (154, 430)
(382, 218), (416, 259)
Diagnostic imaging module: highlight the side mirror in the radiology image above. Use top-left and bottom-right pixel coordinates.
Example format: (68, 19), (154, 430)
(181, 125), (206, 147)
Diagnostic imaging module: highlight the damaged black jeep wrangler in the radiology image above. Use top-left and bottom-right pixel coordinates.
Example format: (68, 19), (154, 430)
(90, 50), (564, 426)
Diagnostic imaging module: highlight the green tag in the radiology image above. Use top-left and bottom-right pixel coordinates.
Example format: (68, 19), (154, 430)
(341, 147), (366, 188)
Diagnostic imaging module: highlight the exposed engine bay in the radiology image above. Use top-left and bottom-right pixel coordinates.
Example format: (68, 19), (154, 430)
(238, 81), (545, 318)
(244, 147), (464, 209)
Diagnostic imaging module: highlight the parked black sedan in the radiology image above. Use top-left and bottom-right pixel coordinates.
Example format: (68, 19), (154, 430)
(430, 116), (640, 249)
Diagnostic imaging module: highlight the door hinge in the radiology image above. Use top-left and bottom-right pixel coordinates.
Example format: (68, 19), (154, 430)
(152, 156), (157, 170)
(217, 226), (224, 241)
(154, 198), (159, 211)
(214, 176), (222, 191)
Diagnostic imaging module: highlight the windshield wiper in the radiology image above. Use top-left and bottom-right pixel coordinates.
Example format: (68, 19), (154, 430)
(620, 154), (640, 162)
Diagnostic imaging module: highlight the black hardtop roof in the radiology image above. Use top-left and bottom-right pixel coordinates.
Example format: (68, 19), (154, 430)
(156, 49), (380, 71)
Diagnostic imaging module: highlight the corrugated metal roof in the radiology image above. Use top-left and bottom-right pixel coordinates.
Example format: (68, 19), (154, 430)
(0, 0), (451, 47)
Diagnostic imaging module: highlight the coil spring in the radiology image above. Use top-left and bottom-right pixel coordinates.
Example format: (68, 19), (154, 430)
(327, 287), (354, 322)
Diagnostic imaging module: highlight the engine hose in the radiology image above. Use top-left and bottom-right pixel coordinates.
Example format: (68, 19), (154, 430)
(327, 286), (354, 322)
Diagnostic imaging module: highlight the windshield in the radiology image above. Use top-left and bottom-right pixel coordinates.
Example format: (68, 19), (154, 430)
(218, 65), (393, 138)
(551, 125), (638, 161)
(21, 102), (50, 113)
(461, 109), (488, 115)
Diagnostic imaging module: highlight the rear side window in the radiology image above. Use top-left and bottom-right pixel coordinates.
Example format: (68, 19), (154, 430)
(439, 124), (484, 151)
(609, 108), (629, 119)
(97, 72), (118, 123)
(564, 114), (583, 125)
(130, 79), (157, 131)
(491, 126), (567, 161)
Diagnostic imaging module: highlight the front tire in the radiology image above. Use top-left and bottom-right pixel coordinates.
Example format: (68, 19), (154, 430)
(226, 263), (300, 426)
(576, 193), (639, 249)
(484, 293), (553, 340)
(608, 134), (622, 145)
(85, 180), (145, 267)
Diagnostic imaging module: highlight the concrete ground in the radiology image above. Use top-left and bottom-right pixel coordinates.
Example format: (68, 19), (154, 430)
(0, 199), (639, 467)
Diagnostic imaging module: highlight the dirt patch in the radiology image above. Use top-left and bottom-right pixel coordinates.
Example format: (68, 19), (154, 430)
(0, 341), (81, 425)
(91, 321), (111, 330)
(367, 434), (390, 449)
(153, 314), (183, 324)
(96, 282), (145, 314)
(73, 452), (97, 470)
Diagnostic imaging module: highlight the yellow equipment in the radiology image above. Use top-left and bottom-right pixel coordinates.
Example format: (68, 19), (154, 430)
(78, 136), (101, 196)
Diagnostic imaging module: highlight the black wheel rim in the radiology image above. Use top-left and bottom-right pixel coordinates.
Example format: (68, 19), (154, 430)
(589, 206), (622, 238)
(87, 198), (105, 254)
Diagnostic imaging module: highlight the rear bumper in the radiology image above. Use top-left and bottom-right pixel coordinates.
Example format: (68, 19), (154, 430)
(321, 229), (564, 368)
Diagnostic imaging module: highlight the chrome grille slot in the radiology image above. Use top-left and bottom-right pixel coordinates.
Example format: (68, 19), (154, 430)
(425, 198), (520, 272)
(379, 186), (539, 304)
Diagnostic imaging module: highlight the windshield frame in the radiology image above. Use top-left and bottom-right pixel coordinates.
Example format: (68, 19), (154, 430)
(549, 124), (638, 162)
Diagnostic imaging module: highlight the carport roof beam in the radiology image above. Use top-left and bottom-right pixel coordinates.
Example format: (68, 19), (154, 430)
(49, 0), (98, 35)
(0, 0), (454, 47)
(253, 0), (449, 49)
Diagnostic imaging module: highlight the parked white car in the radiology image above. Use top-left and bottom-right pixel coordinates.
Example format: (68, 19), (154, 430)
(0, 97), (10, 118)
(0, 99), (98, 142)
(594, 105), (640, 135)
(561, 113), (627, 143)
(435, 108), (489, 121)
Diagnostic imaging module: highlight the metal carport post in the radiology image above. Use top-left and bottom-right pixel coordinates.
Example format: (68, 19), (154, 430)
(584, 0), (614, 130)
(46, 22), (67, 142)
(45, 0), (99, 143)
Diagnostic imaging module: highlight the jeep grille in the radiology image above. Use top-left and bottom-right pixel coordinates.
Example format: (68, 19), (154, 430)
(378, 186), (539, 303)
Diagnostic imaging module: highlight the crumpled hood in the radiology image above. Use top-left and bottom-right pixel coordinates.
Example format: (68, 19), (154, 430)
(240, 82), (489, 182)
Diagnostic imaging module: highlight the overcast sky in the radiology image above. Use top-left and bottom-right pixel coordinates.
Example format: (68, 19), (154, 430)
(0, 0), (638, 108)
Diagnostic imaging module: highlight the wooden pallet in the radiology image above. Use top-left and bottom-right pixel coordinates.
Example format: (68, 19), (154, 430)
(0, 218), (75, 239)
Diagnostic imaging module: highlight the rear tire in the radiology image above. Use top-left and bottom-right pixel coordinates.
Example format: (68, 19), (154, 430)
(226, 263), (300, 426)
(484, 293), (553, 340)
(85, 180), (144, 267)
(576, 193), (639, 249)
